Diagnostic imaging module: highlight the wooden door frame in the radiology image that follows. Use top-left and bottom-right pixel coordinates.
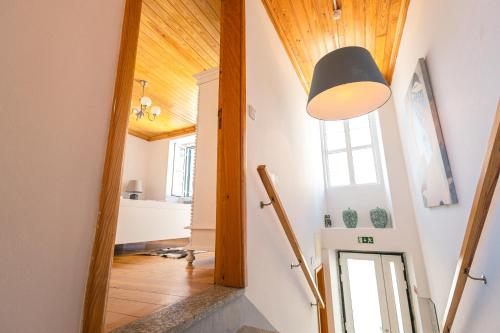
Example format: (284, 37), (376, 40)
(81, 0), (246, 331)
(315, 264), (331, 333)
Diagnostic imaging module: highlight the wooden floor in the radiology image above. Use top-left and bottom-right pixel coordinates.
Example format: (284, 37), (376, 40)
(104, 252), (215, 332)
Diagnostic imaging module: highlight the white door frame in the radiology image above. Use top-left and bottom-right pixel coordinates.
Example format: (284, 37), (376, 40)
(338, 252), (415, 333)
(381, 255), (414, 333)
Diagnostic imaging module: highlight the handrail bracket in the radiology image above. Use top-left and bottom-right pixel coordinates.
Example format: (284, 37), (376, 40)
(464, 267), (487, 285)
(260, 198), (274, 209)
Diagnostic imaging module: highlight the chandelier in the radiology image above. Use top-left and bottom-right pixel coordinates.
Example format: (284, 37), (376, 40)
(131, 79), (161, 121)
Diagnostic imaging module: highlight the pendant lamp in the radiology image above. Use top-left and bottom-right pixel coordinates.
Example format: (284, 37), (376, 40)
(306, 46), (391, 120)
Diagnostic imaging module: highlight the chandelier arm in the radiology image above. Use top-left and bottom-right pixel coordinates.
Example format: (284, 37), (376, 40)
(132, 79), (157, 122)
(147, 111), (156, 122)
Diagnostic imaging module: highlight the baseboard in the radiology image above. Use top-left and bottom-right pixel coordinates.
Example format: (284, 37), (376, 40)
(114, 238), (190, 256)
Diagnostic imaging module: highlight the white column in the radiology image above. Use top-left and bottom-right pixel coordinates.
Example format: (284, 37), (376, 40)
(187, 67), (219, 255)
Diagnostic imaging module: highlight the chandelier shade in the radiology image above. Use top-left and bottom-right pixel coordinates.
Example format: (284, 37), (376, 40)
(140, 96), (152, 107)
(132, 80), (161, 121)
(306, 46), (391, 120)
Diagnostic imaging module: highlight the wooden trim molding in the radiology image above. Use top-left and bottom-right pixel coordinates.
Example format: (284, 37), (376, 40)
(215, 0), (247, 288)
(127, 128), (149, 141)
(315, 264), (331, 333)
(441, 100), (500, 333)
(81, 1), (142, 332)
(148, 125), (197, 141)
(83, 0), (247, 331)
(128, 125), (197, 141)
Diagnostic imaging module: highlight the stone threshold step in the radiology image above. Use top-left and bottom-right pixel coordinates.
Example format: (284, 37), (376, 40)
(110, 286), (244, 333)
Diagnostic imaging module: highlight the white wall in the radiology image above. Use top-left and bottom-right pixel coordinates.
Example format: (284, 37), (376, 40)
(321, 100), (432, 333)
(245, 1), (326, 332)
(146, 138), (171, 200)
(390, 0), (500, 330)
(326, 183), (390, 228)
(122, 134), (170, 201)
(122, 135), (150, 197)
(0, 1), (124, 332)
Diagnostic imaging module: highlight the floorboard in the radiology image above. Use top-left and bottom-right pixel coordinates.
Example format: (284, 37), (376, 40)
(104, 252), (214, 332)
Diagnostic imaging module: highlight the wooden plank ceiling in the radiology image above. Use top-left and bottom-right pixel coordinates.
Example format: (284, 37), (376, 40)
(262, 0), (409, 92)
(128, 0), (220, 141)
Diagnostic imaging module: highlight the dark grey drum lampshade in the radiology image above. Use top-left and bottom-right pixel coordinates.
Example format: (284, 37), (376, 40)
(307, 46), (391, 120)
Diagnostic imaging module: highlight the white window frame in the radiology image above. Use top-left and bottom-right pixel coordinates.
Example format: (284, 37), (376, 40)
(320, 113), (383, 188)
(169, 142), (195, 197)
(165, 135), (196, 199)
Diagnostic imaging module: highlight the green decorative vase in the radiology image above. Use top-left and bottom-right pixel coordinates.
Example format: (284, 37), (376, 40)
(342, 208), (358, 228)
(370, 207), (389, 228)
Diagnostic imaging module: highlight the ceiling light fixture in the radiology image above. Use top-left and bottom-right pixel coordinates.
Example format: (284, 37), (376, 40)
(131, 79), (161, 121)
(307, 46), (391, 121)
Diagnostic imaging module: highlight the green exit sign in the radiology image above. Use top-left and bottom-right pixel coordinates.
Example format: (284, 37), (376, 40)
(358, 236), (374, 244)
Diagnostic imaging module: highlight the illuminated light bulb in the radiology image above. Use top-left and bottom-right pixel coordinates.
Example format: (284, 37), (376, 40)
(151, 106), (161, 116)
(140, 96), (152, 107)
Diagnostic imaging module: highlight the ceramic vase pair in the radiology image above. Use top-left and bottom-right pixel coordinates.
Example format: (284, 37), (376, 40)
(341, 207), (389, 228)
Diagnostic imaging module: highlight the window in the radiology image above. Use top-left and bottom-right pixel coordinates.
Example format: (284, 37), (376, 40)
(170, 141), (196, 197)
(322, 114), (380, 187)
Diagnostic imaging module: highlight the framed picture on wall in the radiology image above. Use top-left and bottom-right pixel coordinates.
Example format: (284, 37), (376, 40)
(404, 58), (458, 208)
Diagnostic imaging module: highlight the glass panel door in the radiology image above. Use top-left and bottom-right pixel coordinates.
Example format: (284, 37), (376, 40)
(339, 253), (391, 333)
(339, 252), (414, 333)
(381, 255), (414, 333)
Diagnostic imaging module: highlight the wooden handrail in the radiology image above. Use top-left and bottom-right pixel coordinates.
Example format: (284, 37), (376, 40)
(257, 165), (325, 309)
(441, 101), (500, 333)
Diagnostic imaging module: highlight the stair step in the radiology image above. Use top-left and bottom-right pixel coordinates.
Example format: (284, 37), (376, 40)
(237, 325), (278, 333)
(110, 286), (244, 333)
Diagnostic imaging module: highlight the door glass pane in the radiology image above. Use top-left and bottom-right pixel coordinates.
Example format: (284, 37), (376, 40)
(390, 262), (405, 333)
(324, 121), (346, 150)
(328, 152), (349, 186)
(352, 148), (377, 184)
(347, 259), (384, 333)
(349, 115), (372, 147)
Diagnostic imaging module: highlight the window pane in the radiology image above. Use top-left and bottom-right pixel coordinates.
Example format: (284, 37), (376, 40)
(349, 115), (372, 147)
(328, 152), (350, 186)
(171, 144), (186, 196)
(324, 121), (346, 150)
(352, 148), (377, 184)
(347, 259), (384, 333)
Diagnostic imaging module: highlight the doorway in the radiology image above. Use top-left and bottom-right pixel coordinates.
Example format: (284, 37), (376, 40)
(82, 0), (245, 331)
(102, 0), (221, 329)
(338, 252), (414, 333)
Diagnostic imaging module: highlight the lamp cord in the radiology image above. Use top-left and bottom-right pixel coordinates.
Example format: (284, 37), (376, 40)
(333, 0), (341, 49)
